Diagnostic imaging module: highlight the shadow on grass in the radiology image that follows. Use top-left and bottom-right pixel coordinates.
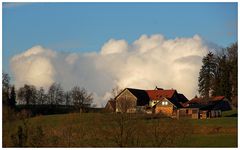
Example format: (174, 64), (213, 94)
(224, 113), (238, 117)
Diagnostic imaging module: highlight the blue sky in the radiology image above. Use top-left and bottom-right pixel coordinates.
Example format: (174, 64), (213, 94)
(2, 2), (238, 75)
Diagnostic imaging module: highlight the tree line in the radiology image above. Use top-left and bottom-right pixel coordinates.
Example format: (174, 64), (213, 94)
(198, 42), (237, 106)
(2, 73), (93, 113)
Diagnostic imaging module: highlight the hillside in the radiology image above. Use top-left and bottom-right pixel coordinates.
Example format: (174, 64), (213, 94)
(3, 110), (237, 147)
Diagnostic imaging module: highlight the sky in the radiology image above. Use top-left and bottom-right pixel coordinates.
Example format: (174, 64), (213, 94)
(2, 2), (238, 106)
(3, 2), (237, 72)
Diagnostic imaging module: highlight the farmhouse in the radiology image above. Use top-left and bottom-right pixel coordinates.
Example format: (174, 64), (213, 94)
(105, 87), (232, 119)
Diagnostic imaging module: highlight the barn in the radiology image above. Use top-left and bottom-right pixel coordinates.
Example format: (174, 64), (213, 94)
(115, 88), (150, 113)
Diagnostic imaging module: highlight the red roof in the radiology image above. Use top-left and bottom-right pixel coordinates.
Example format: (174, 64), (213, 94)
(145, 89), (176, 101)
(211, 96), (225, 101)
(187, 96), (225, 105)
(188, 97), (203, 103)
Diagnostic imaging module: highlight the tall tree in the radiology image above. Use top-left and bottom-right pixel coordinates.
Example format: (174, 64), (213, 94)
(47, 82), (64, 105)
(212, 55), (231, 100)
(198, 52), (217, 99)
(71, 86), (93, 113)
(9, 86), (17, 108)
(2, 73), (10, 105)
(227, 43), (238, 106)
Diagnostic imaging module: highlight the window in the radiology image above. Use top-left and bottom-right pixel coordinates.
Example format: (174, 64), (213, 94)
(161, 101), (168, 105)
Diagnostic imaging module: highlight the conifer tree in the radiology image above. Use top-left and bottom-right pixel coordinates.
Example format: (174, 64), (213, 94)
(198, 52), (217, 99)
(9, 86), (16, 108)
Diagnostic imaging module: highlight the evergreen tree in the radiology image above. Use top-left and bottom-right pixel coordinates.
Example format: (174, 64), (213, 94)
(2, 73), (10, 105)
(212, 55), (231, 100)
(198, 43), (237, 107)
(227, 43), (238, 106)
(198, 52), (217, 99)
(9, 86), (16, 108)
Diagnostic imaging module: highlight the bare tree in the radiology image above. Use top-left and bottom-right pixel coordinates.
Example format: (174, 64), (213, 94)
(110, 113), (140, 147)
(71, 86), (93, 113)
(110, 86), (122, 100)
(36, 87), (46, 105)
(47, 83), (64, 105)
(64, 91), (71, 106)
(17, 84), (37, 105)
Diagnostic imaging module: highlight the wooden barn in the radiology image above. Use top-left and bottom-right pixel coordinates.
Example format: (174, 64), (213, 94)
(115, 88), (149, 113)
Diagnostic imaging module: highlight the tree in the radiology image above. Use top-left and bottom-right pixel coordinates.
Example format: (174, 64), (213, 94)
(212, 55), (231, 100)
(9, 86), (16, 108)
(47, 82), (64, 105)
(227, 43), (238, 106)
(110, 86), (122, 100)
(198, 43), (237, 106)
(64, 91), (71, 106)
(2, 73), (10, 105)
(2, 72), (10, 90)
(36, 87), (46, 105)
(111, 114), (138, 147)
(71, 86), (93, 113)
(17, 84), (37, 105)
(198, 52), (217, 99)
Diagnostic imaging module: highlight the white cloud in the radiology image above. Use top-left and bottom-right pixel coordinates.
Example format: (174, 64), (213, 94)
(100, 39), (128, 55)
(10, 34), (210, 107)
(11, 46), (56, 89)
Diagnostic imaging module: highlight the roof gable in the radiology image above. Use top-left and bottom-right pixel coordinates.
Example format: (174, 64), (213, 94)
(115, 88), (150, 106)
(115, 88), (138, 100)
(154, 97), (175, 107)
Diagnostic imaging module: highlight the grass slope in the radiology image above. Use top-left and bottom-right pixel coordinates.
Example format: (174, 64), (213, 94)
(3, 110), (237, 147)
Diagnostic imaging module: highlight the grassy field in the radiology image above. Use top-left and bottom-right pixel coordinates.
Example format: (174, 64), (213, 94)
(3, 110), (237, 147)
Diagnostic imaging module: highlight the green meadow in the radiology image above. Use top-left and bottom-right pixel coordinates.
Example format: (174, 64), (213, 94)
(3, 110), (237, 147)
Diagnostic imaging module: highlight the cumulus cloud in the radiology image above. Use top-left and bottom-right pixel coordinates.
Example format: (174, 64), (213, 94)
(11, 46), (56, 89)
(10, 34), (210, 107)
(100, 39), (128, 55)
